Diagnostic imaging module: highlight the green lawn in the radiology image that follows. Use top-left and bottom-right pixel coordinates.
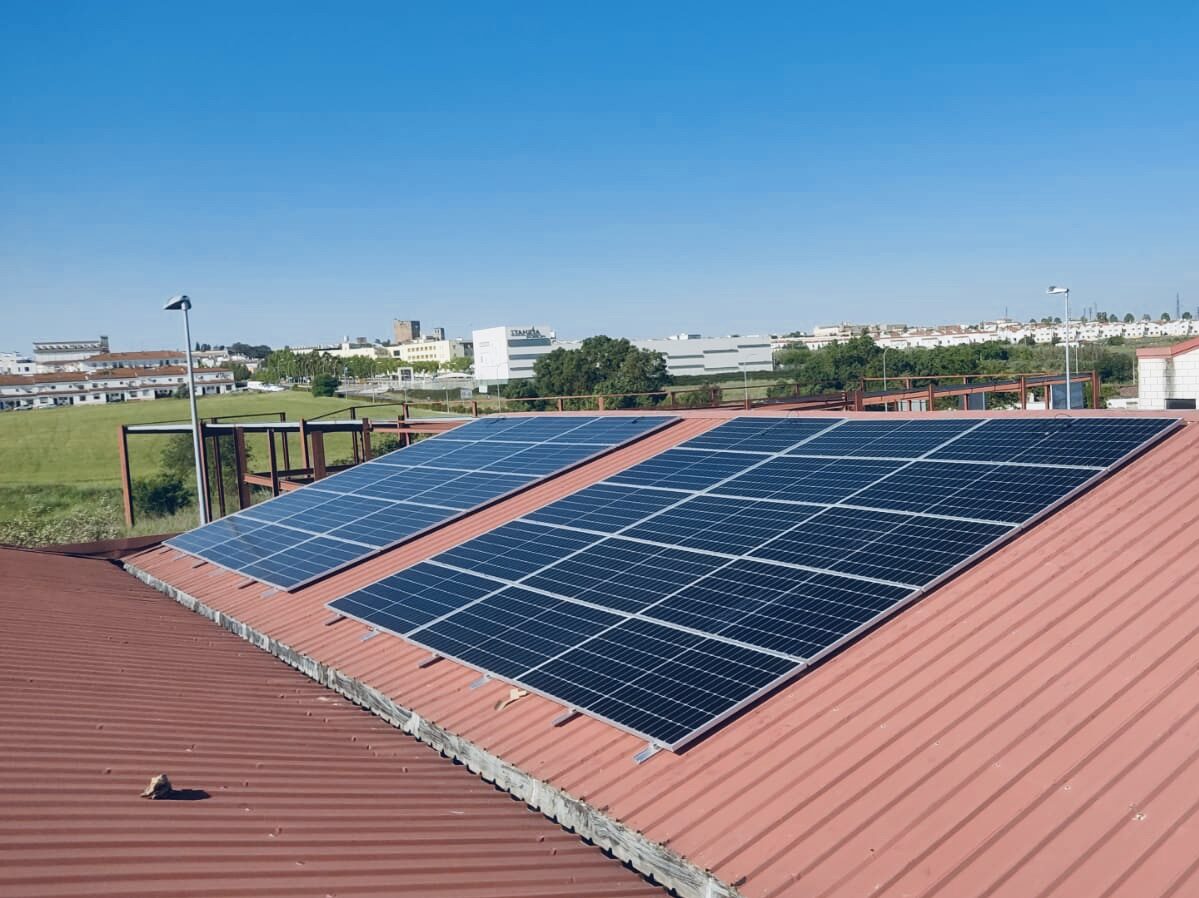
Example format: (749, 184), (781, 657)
(0, 392), (368, 488)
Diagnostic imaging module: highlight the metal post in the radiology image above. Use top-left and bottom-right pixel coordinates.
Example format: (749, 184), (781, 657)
(179, 305), (209, 525)
(117, 425), (135, 529)
(1064, 289), (1072, 410)
(267, 428), (280, 496)
(882, 347), (889, 412)
(233, 429), (252, 509)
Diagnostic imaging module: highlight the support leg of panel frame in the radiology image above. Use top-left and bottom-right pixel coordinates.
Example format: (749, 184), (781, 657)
(323, 613), (346, 627)
(469, 674), (491, 690)
(633, 742), (662, 764)
(551, 709), (580, 728)
(417, 653), (443, 669)
(360, 628), (380, 642)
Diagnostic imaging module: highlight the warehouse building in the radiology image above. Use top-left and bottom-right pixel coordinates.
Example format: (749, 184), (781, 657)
(632, 333), (774, 377)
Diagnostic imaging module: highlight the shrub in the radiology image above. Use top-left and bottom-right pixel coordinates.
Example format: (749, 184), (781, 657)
(311, 374), (340, 397)
(131, 474), (192, 517)
(0, 499), (122, 548)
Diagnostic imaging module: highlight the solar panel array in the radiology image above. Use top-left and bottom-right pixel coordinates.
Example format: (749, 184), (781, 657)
(166, 415), (676, 590)
(329, 415), (1180, 749)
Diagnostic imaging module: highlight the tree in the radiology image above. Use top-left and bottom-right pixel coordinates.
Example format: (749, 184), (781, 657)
(131, 474), (192, 517)
(311, 373), (340, 397)
(1123, 313), (1135, 323)
(1184, 311), (1194, 320)
(445, 356), (473, 373)
(530, 336), (670, 403)
(173, 384), (190, 399)
(1142, 313), (1151, 321)
(161, 433), (252, 512)
(229, 342), (272, 359)
(229, 362), (251, 382)
(1162, 312), (1171, 321)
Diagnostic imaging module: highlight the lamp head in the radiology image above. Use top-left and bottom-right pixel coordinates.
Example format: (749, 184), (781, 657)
(164, 294), (192, 311)
(1047, 286), (1069, 295)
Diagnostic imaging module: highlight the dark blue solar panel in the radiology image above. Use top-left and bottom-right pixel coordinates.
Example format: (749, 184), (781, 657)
(682, 417), (842, 453)
(609, 448), (759, 491)
(929, 417), (1178, 467)
(646, 561), (912, 658)
(522, 538), (726, 614)
(524, 484), (682, 533)
(428, 471), (538, 509)
(622, 495), (819, 555)
(484, 444), (602, 475)
(411, 588), (622, 679)
(850, 461), (1095, 522)
(713, 456), (905, 504)
(749, 506), (1010, 585)
(326, 501), (455, 547)
(240, 536), (370, 589)
(166, 414), (676, 589)
(327, 413), (1179, 750)
(519, 618), (795, 747)
(436, 520), (599, 581)
(329, 562), (500, 633)
(793, 419), (979, 458)
(238, 488), (332, 524)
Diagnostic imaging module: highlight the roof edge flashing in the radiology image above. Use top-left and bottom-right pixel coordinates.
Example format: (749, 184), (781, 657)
(122, 559), (739, 898)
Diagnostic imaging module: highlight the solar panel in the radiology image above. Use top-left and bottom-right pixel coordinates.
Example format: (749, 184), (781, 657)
(165, 414), (676, 590)
(328, 414), (1181, 750)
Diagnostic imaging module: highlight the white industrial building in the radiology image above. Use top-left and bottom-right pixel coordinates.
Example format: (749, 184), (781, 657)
(389, 336), (472, 366)
(632, 334), (774, 377)
(471, 325), (562, 387)
(1136, 337), (1199, 410)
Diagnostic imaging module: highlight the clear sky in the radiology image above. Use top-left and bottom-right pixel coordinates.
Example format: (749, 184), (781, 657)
(2, 2), (1197, 352)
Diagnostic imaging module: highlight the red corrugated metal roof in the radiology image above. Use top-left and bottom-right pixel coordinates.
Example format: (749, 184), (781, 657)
(1136, 335), (1199, 357)
(126, 409), (1199, 898)
(0, 546), (667, 898)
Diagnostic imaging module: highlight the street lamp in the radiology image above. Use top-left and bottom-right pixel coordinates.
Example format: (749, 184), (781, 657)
(1047, 286), (1071, 410)
(163, 294), (209, 526)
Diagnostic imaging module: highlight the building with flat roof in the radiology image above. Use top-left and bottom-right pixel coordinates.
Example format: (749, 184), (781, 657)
(471, 325), (561, 387)
(632, 333), (774, 378)
(392, 319), (421, 343)
(31, 336), (109, 371)
(389, 336), (471, 366)
(0, 366), (234, 410)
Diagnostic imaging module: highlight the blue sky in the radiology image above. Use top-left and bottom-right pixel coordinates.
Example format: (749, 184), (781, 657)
(2, 2), (1197, 351)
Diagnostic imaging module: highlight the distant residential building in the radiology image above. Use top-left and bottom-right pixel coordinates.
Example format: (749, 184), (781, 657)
(326, 338), (386, 360)
(471, 325), (561, 387)
(389, 337), (472, 366)
(392, 319), (421, 344)
(632, 333), (774, 377)
(32, 336), (109, 371)
(430, 327), (446, 340)
(1136, 337), (1199, 410)
(81, 350), (188, 370)
(0, 366), (234, 411)
(0, 352), (35, 375)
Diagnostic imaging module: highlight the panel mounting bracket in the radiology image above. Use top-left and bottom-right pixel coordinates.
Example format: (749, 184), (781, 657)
(360, 628), (380, 642)
(323, 613), (346, 627)
(551, 709), (580, 728)
(259, 587), (277, 599)
(633, 742), (662, 764)
(469, 674), (492, 690)
(236, 577), (258, 590)
(190, 560), (208, 569)
(417, 653), (444, 669)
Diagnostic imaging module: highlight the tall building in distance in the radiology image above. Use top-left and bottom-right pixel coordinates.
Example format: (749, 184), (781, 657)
(430, 326), (446, 341)
(392, 319), (420, 344)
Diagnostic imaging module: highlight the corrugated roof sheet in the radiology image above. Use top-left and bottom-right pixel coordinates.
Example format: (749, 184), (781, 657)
(0, 546), (667, 898)
(127, 409), (1199, 898)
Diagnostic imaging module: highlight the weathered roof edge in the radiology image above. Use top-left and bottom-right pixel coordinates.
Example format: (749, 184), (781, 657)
(124, 559), (742, 898)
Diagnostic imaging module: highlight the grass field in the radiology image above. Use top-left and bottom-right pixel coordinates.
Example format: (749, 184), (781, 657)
(0, 392), (420, 487)
(0, 392), (454, 541)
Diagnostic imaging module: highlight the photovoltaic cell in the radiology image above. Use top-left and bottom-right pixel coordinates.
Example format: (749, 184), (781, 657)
(327, 414), (1180, 750)
(165, 414), (675, 590)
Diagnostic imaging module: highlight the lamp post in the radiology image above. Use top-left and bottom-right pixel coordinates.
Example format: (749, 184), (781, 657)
(1048, 286), (1071, 409)
(882, 346), (890, 412)
(738, 361), (750, 410)
(164, 294), (209, 525)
